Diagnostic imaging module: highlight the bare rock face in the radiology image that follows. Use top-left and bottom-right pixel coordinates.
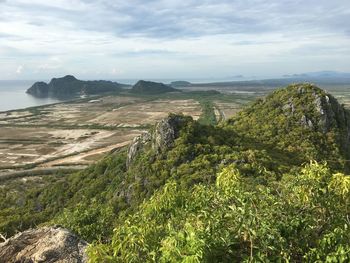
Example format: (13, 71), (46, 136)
(315, 93), (348, 133)
(278, 84), (350, 135)
(126, 132), (152, 168)
(0, 226), (88, 263)
(152, 115), (187, 154)
(126, 114), (192, 168)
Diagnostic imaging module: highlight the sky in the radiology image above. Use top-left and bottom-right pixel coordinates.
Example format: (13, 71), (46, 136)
(0, 0), (349, 80)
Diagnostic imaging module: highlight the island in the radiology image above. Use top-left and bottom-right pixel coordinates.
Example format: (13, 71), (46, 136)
(26, 75), (129, 98)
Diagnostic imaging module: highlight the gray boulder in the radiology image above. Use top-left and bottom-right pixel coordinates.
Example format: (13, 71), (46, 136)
(0, 226), (88, 263)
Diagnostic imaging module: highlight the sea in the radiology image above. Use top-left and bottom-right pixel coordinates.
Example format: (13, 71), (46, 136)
(0, 80), (61, 112)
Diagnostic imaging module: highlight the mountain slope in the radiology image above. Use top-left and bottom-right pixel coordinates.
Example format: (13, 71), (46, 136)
(227, 83), (350, 170)
(2, 83), (350, 262)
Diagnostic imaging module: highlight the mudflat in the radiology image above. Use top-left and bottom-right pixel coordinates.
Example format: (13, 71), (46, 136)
(0, 94), (222, 172)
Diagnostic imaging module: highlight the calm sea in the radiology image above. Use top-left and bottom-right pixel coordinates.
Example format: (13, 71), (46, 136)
(0, 80), (61, 112)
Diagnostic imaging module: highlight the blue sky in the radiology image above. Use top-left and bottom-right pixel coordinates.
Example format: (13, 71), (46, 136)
(0, 0), (349, 80)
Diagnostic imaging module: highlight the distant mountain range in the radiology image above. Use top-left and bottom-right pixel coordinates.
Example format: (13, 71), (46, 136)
(283, 71), (350, 79)
(168, 71), (350, 91)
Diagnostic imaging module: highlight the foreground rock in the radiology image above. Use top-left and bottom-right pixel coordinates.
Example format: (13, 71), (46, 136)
(0, 226), (88, 263)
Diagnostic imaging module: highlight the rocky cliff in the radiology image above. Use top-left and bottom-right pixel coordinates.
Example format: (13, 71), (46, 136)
(126, 114), (192, 168)
(0, 226), (88, 263)
(281, 84), (350, 133)
(126, 131), (152, 168)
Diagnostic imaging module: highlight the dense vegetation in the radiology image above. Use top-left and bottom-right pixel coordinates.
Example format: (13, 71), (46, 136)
(90, 162), (350, 262)
(1, 83), (350, 261)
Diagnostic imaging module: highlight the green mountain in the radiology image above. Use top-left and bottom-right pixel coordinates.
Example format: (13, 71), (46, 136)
(2, 83), (350, 262)
(27, 75), (128, 98)
(130, 80), (180, 94)
(169, 80), (192, 87)
(227, 83), (350, 171)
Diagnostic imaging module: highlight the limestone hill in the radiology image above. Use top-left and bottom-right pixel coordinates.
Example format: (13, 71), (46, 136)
(27, 75), (127, 98)
(227, 83), (350, 170)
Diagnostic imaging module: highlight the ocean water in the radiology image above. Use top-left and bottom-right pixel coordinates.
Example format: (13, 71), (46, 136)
(0, 80), (61, 112)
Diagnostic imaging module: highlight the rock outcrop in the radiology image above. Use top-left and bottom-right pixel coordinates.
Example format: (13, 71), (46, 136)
(27, 81), (49, 97)
(152, 114), (188, 153)
(0, 226), (88, 263)
(228, 83), (350, 168)
(126, 114), (192, 167)
(126, 132), (152, 168)
(295, 84), (349, 133)
(315, 92), (348, 133)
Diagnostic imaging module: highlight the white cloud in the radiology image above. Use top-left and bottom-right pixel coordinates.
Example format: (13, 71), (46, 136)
(16, 65), (23, 74)
(0, 0), (349, 79)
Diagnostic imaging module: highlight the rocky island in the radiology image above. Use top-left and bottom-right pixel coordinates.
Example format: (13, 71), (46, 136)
(26, 75), (129, 98)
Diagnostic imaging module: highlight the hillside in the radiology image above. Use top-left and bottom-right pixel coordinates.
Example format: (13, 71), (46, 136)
(130, 80), (180, 94)
(1, 83), (350, 262)
(227, 83), (350, 171)
(26, 75), (128, 98)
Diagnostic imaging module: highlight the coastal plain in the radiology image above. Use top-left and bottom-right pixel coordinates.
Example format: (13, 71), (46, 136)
(0, 91), (251, 172)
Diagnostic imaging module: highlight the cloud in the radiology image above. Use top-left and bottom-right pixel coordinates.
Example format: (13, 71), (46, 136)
(291, 43), (350, 57)
(112, 49), (182, 58)
(16, 65), (23, 74)
(2, 0), (349, 39)
(0, 0), (349, 79)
